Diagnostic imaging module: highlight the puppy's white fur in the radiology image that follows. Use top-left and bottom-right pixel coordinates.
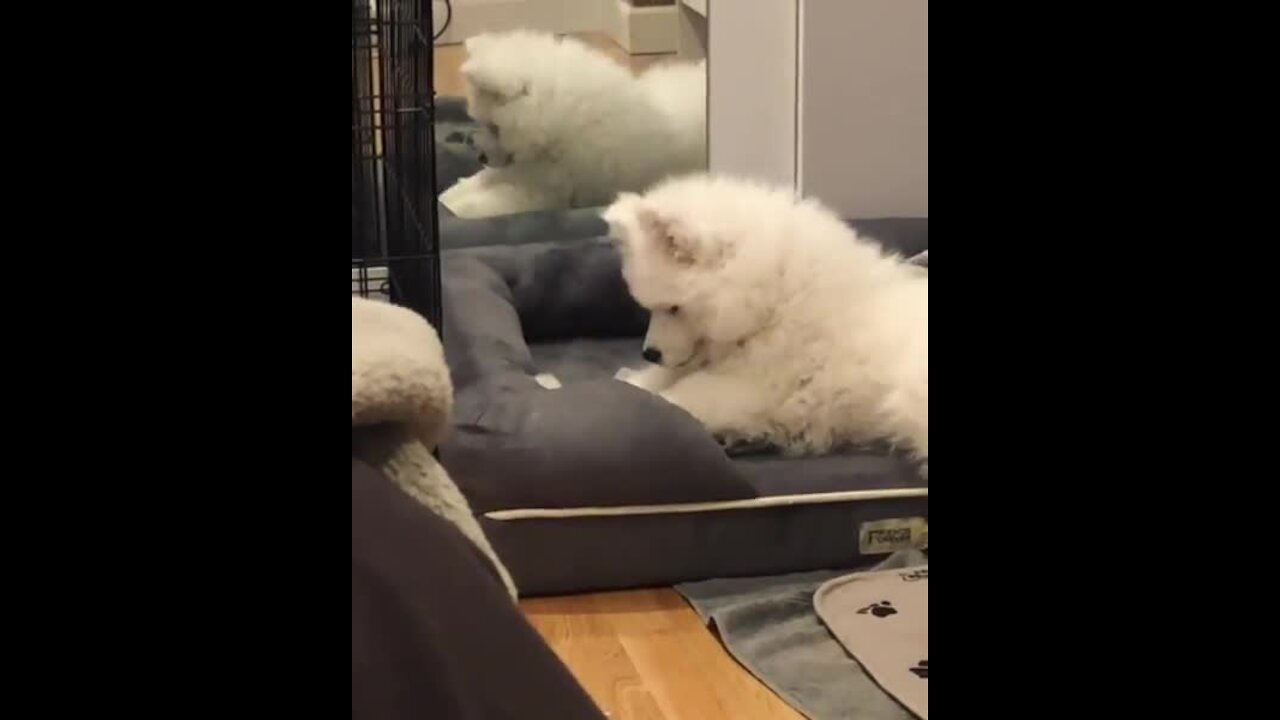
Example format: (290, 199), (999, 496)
(603, 175), (928, 473)
(440, 30), (706, 219)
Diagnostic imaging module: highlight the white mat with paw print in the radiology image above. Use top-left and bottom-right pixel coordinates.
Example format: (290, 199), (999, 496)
(814, 565), (928, 719)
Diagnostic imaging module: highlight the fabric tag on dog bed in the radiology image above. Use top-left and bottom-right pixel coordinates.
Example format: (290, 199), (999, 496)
(859, 517), (929, 555)
(814, 565), (928, 719)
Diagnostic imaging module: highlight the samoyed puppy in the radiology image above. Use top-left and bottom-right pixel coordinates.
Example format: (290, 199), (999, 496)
(603, 175), (929, 473)
(439, 31), (706, 219)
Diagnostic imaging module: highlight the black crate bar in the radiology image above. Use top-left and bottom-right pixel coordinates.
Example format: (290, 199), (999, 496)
(351, 0), (442, 330)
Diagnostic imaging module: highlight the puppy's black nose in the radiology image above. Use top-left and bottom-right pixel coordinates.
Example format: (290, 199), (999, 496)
(642, 347), (662, 364)
(478, 152), (488, 165)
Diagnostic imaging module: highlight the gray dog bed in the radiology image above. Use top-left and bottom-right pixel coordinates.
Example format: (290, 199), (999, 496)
(438, 224), (929, 596)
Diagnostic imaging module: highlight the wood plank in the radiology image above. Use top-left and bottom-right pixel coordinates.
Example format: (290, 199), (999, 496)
(522, 589), (804, 720)
(522, 594), (666, 718)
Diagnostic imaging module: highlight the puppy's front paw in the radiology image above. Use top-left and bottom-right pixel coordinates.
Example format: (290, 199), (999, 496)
(438, 181), (475, 212)
(657, 387), (692, 413)
(616, 369), (656, 391)
(443, 191), (494, 219)
(622, 364), (677, 393)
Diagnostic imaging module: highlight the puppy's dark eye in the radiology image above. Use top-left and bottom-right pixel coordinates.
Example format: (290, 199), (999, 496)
(668, 305), (681, 315)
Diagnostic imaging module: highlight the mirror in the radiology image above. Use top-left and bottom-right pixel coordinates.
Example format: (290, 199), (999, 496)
(431, 0), (709, 229)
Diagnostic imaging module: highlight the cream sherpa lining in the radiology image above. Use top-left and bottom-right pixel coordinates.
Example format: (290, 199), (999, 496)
(352, 297), (517, 598)
(352, 298), (453, 448)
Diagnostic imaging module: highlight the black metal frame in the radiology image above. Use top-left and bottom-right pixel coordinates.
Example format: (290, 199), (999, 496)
(352, 0), (442, 330)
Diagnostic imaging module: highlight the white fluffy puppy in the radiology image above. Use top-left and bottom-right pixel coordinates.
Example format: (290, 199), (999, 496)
(603, 175), (929, 473)
(440, 31), (706, 219)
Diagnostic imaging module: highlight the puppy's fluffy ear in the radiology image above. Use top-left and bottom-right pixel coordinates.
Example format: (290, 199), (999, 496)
(602, 193), (642, 250)
(460, 55), (528, 102)
(603, 195), (699, 265)
(635, 206), (697, 265)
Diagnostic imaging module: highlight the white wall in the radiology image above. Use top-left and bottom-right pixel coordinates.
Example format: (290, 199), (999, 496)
(797, 0), (928, 217)
(433, 0), (602, 44)
(704, 0), (928, 218)
(706, 0), (799, 187)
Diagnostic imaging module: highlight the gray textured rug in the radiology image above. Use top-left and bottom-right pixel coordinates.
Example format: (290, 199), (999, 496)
(674, 550), (928, 720)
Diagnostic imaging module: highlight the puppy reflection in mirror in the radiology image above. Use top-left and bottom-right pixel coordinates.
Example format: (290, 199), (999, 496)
(440, 31), (706, 219)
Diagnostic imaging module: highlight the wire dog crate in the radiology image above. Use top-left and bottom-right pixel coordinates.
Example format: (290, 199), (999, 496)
(352, 0), (442, 329)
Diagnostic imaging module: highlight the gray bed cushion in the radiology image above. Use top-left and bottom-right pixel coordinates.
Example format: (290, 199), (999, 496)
(849, 218), (929, 258)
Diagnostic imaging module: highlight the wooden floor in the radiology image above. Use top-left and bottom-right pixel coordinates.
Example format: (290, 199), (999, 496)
(520, 588), (804, 720)
(434, 32), (676, 97)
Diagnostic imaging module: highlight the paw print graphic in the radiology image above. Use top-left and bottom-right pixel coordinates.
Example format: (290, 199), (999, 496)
(856, 601), (898, 618)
